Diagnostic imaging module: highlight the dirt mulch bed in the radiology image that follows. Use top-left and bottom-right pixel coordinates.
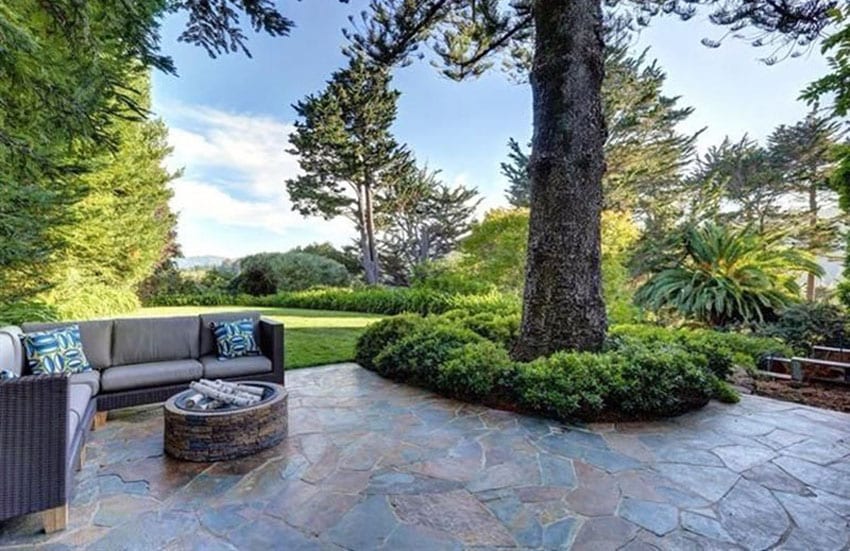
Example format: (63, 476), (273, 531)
(732, 369), (850, 413)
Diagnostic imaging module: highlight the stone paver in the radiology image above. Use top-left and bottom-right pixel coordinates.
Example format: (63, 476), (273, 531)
(1, 363), (848, 550)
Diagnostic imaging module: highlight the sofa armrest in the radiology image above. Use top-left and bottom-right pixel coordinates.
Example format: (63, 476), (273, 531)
(0, 374), (69, 521)
(0, 325), (23, 376)
(259, 318), (284, 385)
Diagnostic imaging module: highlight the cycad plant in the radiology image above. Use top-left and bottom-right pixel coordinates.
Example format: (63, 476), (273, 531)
(635, 222), (822, 327)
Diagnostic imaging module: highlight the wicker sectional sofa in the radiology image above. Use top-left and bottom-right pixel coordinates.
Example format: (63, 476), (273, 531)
(0, 311), (284, 533)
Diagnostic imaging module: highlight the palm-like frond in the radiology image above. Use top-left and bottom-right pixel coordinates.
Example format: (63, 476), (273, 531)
(635, 222), (822, 327)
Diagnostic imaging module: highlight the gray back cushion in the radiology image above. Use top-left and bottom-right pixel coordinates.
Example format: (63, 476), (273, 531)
(112, 316), (201, 366)
(22, 319), (114, 370)
(199, 311), (261, 357)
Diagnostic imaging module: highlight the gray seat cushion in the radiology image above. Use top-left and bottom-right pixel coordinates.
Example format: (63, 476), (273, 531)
(112, 317), (200, 366)
(199, 312), (261, 357)
(200, 354), (272, 379)
(101, 359), (203, 392)
(22, 319), (113, 370)
(69, 383), (93, 435)
(70, 371), (100, 396)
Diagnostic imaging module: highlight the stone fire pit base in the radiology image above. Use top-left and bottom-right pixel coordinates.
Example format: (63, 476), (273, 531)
(163, 381), (287, 462)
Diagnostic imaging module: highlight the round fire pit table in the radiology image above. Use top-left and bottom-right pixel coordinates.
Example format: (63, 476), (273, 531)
(163, 381), (287, 462)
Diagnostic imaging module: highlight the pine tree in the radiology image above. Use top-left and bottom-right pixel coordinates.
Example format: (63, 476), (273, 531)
(768, 112), (844, 301)
(501, 43), (698, 223)
(286, 56), (414, 284)
(377, 166), (480, 285)
(344, 0), (832, 358)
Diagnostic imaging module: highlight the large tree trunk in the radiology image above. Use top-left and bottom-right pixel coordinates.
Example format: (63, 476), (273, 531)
(356, 186), (379, 285)
(806, 183), (817, 301)
(363, 184), (380, 284)
(512, 0), (607, 361)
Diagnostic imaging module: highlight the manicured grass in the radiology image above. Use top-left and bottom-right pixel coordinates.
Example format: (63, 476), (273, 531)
(135, 306), (384, 369)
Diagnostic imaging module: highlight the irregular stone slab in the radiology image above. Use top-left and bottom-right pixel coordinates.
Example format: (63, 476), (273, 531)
(617, 498), (678, 536)
(539, 454), (577, 488)
(755, 428), (808, 450)
(88, 509), (198, 551)
(390, 490), (515, 547)
(467, 461), (540, 492)
(654, 448), (724, 467)
(653, 463), (739, 502)
(367, 471), (462, 495)
(93, 494), (159, 527)
(483, 494), (543, 547)
(227, 515), (321, 550)
(380, 523), (462, 551)
(327, 495), (399, 551)
(773, 456), (850, 498)
(680, 511), (734, 543)
(713, 445), (776, 473)
(741, 463), (812, 495)
(718, 479), (788, 551)
(542, 517), (578, 549)
(572, 516), (639, 551)
(775, 491), (849, 551)
(780, 438), (850, 465)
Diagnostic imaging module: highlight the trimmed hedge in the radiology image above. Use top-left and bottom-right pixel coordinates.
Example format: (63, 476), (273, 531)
(351, 311), (789, 422)
(146, 287), (519, 317)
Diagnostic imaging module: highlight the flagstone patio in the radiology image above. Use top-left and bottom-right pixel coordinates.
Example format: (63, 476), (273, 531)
(1, 363), (849, 550)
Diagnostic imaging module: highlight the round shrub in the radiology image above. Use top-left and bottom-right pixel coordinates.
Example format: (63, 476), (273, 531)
(515, 352), (622, 420)
(758, 302), (848, 354)
(373, 323), (483, 384)
(354, 314), (426, 371)
(234, 252), (350, 295)
(437, 341), (515, 401)
(613, 343), (714, 417)
(439, 310), (520, 347)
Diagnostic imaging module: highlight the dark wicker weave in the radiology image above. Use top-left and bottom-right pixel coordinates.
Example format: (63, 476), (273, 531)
(95, 318), (285, 412)
(0, 375), (69, 521)
(0, 315), (285, 531)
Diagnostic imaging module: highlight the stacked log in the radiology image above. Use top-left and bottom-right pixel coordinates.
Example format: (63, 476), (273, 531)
(184, 379), (268, 410)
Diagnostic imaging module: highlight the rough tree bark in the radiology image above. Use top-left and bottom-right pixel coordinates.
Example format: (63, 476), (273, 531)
(511, 0), (608, 361)
(362, 183), (380, 284)
(806, 183), (817, 301)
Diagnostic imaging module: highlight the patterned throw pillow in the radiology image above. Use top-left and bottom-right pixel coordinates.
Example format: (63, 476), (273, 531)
(211, 319), (260, 360)
(21, 325), (92, 375)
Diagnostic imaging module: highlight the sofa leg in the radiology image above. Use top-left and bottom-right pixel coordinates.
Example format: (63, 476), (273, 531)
(42, 504), (68, 533)
(92, 411), (108, 430)
(76, 445), (86, 471)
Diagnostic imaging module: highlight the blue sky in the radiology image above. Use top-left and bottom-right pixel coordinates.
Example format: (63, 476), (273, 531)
(152, 3), (829, 258)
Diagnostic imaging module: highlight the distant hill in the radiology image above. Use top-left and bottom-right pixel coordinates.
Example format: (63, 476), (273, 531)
(176, 256), (229, 270)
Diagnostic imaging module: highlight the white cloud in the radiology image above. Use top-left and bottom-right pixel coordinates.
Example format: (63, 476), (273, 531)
(158, 102), (353, 257)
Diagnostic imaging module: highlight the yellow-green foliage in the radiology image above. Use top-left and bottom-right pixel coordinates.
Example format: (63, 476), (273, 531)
(33, 75), (177, 321)
(459, 208), (642, 322)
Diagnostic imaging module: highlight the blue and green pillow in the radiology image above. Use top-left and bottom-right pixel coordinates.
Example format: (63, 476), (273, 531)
(0, 369), (18, 380)
(211, 319), (260, 360)
(21, 325), (92, 375)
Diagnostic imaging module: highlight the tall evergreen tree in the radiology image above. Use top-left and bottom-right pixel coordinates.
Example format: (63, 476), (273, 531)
(286, 56), (414, 284)
(377, 166), (480, 285)
(344, 0), (831, 358)
(769, 112), (844, 300)
(502, 43), (698, 227)
(40, 75), (179, 319)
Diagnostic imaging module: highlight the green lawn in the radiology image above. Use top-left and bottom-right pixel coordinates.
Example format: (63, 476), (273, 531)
(136, 306), (384, 369)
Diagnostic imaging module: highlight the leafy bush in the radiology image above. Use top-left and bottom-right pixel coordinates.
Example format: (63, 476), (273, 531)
(0, 301), (59, 325)
(439, 310), (521, 347)
(516, 352), (621, 419)
(233, 252), (350, 295)
(437, 341), (514, 401)
(758, 302), (849, 353)
(608, 324), (791, 378)
(354, 314), (426, 371)
(373, 323), (483, 384)
(355, 314), (736, 422)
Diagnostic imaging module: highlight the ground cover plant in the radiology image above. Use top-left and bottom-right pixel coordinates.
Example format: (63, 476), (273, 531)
(137, 306), (383, 369)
